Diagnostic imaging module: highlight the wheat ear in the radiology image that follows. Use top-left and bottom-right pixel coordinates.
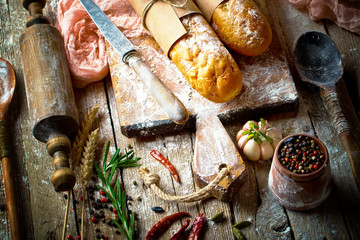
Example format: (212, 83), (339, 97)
(71, 105), (99, 169)
(79, 128), (99, 239)
(80, 128), (100, 187)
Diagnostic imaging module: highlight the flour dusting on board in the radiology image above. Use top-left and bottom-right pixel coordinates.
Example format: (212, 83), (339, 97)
(106, 1), (298, 136)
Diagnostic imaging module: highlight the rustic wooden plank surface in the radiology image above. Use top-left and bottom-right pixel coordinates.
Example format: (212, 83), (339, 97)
(0, 0), (360, 239)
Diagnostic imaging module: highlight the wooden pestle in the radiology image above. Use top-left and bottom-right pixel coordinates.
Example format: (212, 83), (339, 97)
(20, 0), (79, 191)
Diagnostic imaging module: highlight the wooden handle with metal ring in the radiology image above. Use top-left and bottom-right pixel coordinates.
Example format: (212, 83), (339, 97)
(20, 0), (79, 191)
(0, 122), (22, 240)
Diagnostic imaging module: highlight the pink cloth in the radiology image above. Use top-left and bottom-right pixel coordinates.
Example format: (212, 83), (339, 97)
(57, 0), (146, 88)
(289, 0), (360, 34)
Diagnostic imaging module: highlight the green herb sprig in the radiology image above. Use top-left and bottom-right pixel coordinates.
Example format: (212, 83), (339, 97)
(241, 118), (273, 145)
(95, 141), (141, 240)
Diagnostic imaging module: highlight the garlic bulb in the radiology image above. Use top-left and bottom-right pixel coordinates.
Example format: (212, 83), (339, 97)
(236, 118), (282, 161)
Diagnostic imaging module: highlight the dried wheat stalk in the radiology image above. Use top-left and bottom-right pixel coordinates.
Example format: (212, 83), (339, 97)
(79, 127), (99, 239)
(71, 105), (99, 169)
(80, 128), (100, 187)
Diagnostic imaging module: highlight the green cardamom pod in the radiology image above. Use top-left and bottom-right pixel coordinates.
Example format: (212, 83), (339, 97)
(232, 227), (244, 240)
(210, 211), (224, 223)
(233, 220), (252, 229)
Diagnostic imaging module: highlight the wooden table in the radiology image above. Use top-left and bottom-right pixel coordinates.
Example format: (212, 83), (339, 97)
(1, 0), (360, 239)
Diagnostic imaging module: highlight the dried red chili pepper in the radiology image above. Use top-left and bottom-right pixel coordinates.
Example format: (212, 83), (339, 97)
(169, 219), (191, 240)
(145, 212), (191, 240)
(150, 149), (180, 183)
(187, 213), (205, 240)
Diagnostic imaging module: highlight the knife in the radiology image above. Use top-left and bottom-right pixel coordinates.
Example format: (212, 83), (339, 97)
(79, 0), (188, 125)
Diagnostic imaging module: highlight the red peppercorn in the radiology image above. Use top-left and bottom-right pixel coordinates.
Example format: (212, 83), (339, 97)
(295, 164), (299, 169)
(285, 157), (289, 162)
(67, 235), (74, 240)
(100, 190), (105, 196)
(113, 209), (117, 214)
(77, 236), (81, 240)
(91, 217), (98, 223)
(303, 152), (306, 156)
(313, 150), (318, 155)
(293, 158), (297, 162)
(101, 197), (106, 203)
(104, 236), (109, 240)
(314, 164), (319, 170)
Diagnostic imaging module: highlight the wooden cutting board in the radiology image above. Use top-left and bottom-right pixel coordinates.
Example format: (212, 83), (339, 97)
(107, 19), (298, 138)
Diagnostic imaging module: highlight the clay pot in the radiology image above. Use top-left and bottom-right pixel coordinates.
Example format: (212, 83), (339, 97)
(268, 133), (332, 211)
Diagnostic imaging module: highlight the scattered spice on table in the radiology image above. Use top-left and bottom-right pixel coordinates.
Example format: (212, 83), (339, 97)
(145, 212), (191, 240)
(279, 135), (325, 174)
(232, 226), (245, 240)
(169, 218), (191, 240)
(233, 220), (252, 229)
(187, 213), (205, 240)
(150, 149), (180, 183)
(210, 211), (224, 223)
(232, 220), (252, 240)
(151, 206), (164, 213)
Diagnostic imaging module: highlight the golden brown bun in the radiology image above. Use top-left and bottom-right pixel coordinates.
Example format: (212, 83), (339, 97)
(211, 0), (272, 56)
(169, 14), (242, 103)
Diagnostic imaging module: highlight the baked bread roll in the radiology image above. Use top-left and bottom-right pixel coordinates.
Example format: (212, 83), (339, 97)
(211, 0), (272, 56)
(169, 14), (242, 103)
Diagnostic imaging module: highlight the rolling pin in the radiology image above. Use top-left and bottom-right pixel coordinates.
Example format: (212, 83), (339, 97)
(20, 0), (79, 191)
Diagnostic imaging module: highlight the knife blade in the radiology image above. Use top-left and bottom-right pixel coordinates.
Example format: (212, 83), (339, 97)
(79, 0), (188, 125)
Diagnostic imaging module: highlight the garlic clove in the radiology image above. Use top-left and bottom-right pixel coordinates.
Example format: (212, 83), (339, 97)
(260, 141), (274, 160)
(243, 139), (261, 161)
(236, 129), (245, 141)
(258, 120), (271, 133)
(242, 120), (258, 130)
(266, 128), (282, 140)
(238, 135), (249, 150)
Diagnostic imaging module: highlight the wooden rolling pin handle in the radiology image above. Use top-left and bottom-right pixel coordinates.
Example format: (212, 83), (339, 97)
(126, 53), (189, 125)
(0, 121), (22, 240)
(46, 135), (76, 191)
(320, 85), (360, 191)
(22, 0), (49, 27)
(22, 0), (46, 10)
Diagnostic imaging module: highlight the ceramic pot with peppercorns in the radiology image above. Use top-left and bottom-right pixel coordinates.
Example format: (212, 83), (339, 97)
(268, 133), (332, 211)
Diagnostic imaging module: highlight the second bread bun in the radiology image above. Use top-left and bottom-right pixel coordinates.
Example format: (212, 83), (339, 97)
(169, 14), (242, 103)
(211, 0), (272, 56)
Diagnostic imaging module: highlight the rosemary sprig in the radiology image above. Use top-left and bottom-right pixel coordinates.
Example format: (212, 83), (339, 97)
(95, 141), (141, 240)
(242, 118), (273, 144)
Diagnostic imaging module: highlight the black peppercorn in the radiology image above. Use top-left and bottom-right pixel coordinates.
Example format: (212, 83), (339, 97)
(279, 135), (325, 174)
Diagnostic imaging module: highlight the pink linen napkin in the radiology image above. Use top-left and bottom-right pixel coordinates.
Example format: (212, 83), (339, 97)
(288, 0), (360, 34)
(57, 0), (146, 88)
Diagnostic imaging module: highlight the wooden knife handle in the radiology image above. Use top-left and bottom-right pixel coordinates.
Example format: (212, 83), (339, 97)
(128, 54), (189, 125)
(320, 83), (360, 191)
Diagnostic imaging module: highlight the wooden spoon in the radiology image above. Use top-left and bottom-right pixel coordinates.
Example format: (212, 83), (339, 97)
(293, 31), (360, 191)
(0, 57), (21, 239)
